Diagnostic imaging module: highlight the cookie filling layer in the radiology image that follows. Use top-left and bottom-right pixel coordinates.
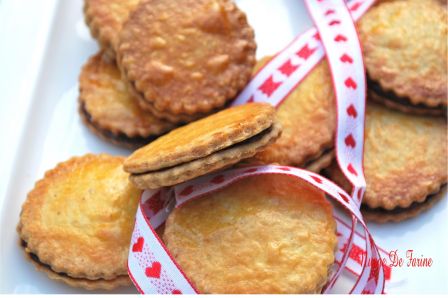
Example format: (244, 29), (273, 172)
(361, 184), (447, 215)
(302, 147), (334, 169)
(21, 240), (123, 282)
(80, 102), (158, 147)
(368, 78), (445, 112)
(134, 123), (279, 176)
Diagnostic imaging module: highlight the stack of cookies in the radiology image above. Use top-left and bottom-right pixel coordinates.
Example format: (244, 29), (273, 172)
(322, 0), (447, 223)
(80, 0), (256, 148)
(16, 0), (447, 293)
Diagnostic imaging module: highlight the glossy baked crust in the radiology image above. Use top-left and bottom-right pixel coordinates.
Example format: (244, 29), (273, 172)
(250, 58), (336, 167)
(79, 52), (174, 148)
(18, 154), (141, 285)
(359, 0), (447, 107)
(129, 122), (281, 189)
(124, 103), (276, 173)
(117, 0), (256, 119)
(84, 0), (140, 59)
(325, 103), (447, 210)
(164, 175), (337, 293)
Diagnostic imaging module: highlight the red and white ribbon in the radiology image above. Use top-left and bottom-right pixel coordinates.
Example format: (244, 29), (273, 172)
(127, 0), (390, 294)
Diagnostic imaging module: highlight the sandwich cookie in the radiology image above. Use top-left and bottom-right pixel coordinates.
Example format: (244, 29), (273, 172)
(117, 0), (257, 123)
(249, 57), (336, 172)
(324, 103), (447, 222)
(123, 103), (281, 189)
(163, 175), (337, 293)
(79, 52), (175, 148)
(84, 0), (140, 60)
(18, 154), (141, 290)
(358, 0), (447, 116)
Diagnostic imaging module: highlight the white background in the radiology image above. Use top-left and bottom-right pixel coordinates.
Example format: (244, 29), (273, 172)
(0, 0), (446, 294)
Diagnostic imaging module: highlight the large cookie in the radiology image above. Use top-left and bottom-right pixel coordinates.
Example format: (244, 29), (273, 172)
(117, 0), (256, 123)
(124, 103), (281, 189)
(358, 0), (447, 115)
(18, 154), (140, 289)
(163, 175), (337, 293)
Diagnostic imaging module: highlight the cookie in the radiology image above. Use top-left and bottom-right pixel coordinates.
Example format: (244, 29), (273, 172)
(324, 102), (447, 211)
(163, 175), (337, 293)
(249, 57), (336, 167)
(84, 0), (140, 60)
(358, 0), (447, 114)
(18, 154), (141, 290)
(117, 0), (256, 123)
(124, 103), (281, 189)
(361, 188), (446, 223)
(79, 52), (175, 148)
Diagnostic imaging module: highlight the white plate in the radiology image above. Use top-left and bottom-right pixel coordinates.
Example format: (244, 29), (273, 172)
(0, 0), (446, 294)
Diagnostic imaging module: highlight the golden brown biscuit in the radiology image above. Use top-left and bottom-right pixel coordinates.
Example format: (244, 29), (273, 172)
(163, 175), (337, 293)
(324, 103), (447, 211)
(18, 154), (141, 289)
(117, 0), (256, 123)
(249, 58), (336, 167)
(359, 0), (447, 113)
(84, 0), (140, 59)
(79, 52), (175, 148)
(362, 188), (446, 223)
(124, 103), (281, 189)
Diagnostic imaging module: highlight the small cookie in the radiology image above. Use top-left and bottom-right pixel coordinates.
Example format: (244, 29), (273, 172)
(163, 175), (337, 293)
(359, 0), (447, 114)
(362, 188), (446, 223)
(84, 0), (140, 60)
(18, 154), (141, 290)
(250, 58), (336, 167)
(117, 0), (256, 123)
(79, 52), (175, 148)
(124, 103), (281, 189)
(324, 103), (447, 211)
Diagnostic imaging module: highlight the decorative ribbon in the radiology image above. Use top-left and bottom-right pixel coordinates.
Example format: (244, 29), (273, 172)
(128, 0), (389, 294)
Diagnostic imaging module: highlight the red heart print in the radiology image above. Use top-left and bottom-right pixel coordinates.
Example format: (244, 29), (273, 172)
(132, 237), (144, 253)
(350, 2), (362, 11)
(338, 192), (350, 203)
(344, 77), (357, 90)
(340, 53), (353, 64)
(180, 185), (194, 196)
(334, 34), (348, 42)
(347, 164), (358, 176)
(247, 95), (254, 103)
(329, 20), (341, 26)
(344, 134), (356, 148)
(211, 175), (225, 184)
(310, 175), (323, 184)
(258, 75), (282, 97)
(145, 262), (162, 279)
(278, 166), (291, 171)
(357, 188), (363, 200)
(172, 290), (182, 294)
(325, 9), (335, 16)
(346, 104), (358, 118)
